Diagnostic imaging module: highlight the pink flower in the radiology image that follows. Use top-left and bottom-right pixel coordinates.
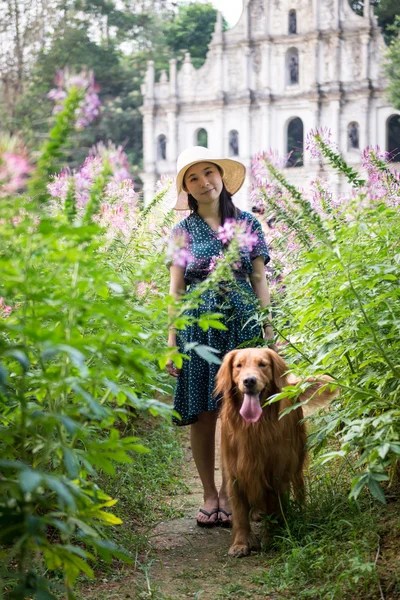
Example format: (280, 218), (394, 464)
(0, 297), (12, 318)
(47, 68), (101, 130)
(136, 282), (147, 297)
(237, 226), (259, 252)
(208, 252), (224, 273)
(0, 152), (31, 196)
(167, 230), (193, 268)
(305, 128), (334, 159)
(217, 219), (236, 244)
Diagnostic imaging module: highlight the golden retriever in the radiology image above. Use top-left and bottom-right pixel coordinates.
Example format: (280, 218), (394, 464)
(215, 348), (337, 558)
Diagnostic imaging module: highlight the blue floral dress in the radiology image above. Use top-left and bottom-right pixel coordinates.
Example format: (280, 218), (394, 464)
(170, 211), (270, 426)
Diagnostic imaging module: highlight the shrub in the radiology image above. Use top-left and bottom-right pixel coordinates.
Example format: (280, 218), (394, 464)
(251, 133), (400, 503)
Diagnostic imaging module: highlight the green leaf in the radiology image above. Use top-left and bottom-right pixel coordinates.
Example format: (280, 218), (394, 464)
(19, 469), (42, 493)
(192, 345), (222, 365)
(3, 349), (30, 373)
(368, 478), (386, 504)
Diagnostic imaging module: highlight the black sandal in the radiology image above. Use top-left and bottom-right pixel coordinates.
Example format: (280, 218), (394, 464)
(218, 508), (232, 528)
(196, 507), (219, 528)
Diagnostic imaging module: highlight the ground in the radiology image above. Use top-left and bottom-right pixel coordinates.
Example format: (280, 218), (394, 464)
(81, 423), (282, 599)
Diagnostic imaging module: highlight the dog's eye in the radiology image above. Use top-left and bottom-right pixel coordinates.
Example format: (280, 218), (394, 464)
(258, 361), (267, 367)
(235, 363), (242, 369)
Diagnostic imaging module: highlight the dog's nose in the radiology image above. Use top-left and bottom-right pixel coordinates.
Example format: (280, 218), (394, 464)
(243, 375), (257, 388)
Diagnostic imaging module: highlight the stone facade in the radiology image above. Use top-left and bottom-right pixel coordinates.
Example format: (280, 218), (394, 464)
(140, 0), (400, 208)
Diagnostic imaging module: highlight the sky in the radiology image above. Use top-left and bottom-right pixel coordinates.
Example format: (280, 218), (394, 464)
(210, 0), (243, 26)
(177, 0), (243, 27)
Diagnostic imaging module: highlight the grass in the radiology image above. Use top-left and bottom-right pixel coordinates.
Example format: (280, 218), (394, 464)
(251, 455), (398, 600)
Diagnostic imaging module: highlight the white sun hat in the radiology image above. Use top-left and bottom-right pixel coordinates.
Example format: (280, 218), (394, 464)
(174, 146), (246, 211)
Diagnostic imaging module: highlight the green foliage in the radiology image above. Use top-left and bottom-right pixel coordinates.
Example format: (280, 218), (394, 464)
(385, 18), (400, 110)
(162, 2), (221, 69)
(257, 139), (400, 504)
(27, 86), (86, 201)
(252, 458), (389, 600)
(0, 87), (180, 598)
(0, 82), (245, 598)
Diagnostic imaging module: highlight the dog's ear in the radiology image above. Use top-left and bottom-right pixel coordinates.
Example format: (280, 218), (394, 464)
(214, 350), (238, 397)
(267, 349), (289, 390)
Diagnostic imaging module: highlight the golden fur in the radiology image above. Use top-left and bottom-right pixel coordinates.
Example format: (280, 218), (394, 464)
(215, 348), (336, 558)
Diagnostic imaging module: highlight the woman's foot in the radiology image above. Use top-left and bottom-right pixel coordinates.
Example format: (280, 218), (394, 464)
(218, 495), (232, 527)
(196, 496), (219, 527)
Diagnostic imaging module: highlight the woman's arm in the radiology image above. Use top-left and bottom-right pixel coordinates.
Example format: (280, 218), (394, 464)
(166, 265), (187, 376)
(249, 256), (274, 344)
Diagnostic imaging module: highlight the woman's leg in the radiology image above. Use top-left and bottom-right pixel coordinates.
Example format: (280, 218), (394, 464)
(190, 410), (219, 524)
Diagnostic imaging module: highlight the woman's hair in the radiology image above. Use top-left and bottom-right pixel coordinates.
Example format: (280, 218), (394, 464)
(186, 166), (240, 224)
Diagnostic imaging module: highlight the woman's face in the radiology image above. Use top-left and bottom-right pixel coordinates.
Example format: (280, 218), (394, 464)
(184, 162), (223, 206)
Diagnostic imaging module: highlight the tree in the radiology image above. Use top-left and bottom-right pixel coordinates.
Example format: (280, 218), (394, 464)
(385, 19), (400, 110)
(162, 2), (222, 69)
(350, 0), (399, 41)
(0, 0), (62, 117)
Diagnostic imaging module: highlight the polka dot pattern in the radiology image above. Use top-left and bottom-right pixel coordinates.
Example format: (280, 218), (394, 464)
(170, 211), (270, 426)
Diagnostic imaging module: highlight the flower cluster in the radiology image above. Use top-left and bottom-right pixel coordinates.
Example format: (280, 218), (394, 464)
(208, 252), (224, 273)
(305, 127), (334, 159)
(217, 219), (259, 252)
(47, 69), (101, 129)
(167, 229), (193, 268)
(0, 152), (31, 197)
(47, 143), (138, 240)
(361, 146), (400, 206)
(0, 297), (12, 318)
(136, 281), (159, 297)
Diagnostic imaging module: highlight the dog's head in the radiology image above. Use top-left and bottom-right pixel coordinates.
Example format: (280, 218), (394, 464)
(215, 348), (289, 423)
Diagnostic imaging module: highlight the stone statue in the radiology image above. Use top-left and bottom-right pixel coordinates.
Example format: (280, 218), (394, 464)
(229, 131), (239, 156)
(158, 135), (167, 160)
(349, 123), (359, 149)
(289, 55), (299, 84)
(289, 10), (297, 34)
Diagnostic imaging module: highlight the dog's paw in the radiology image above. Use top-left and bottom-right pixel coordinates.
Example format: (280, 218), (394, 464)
(228, 543), (250, 558)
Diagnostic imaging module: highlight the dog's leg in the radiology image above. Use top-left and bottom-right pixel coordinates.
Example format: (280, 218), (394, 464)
(229, 486), (252, 558)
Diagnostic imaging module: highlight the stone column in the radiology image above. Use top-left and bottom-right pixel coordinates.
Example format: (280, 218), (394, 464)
(361, 32), (371, 83)
(141, 60), (156, 205)
(363, 0), (370, 21)
(167, 58), (178, 165)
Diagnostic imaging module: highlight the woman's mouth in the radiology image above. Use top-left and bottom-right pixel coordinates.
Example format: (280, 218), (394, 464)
(202, 188), (215, 195)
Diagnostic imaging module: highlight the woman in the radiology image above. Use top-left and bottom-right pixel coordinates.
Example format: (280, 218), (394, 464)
(166, 146), (274, 527)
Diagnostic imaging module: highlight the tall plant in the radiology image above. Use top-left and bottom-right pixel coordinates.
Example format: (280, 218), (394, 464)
(0, 77), (178, 599)
(251, 134), (400, 503)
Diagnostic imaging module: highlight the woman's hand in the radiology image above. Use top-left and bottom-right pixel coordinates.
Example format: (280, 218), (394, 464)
(263, 324), (279, 353)
(166, 358), (181, 377)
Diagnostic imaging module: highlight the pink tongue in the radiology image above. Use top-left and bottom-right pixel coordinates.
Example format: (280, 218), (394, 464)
(240, 393), (262, 423)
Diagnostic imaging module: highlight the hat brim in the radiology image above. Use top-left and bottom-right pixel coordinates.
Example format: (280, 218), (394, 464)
(173, 158), (246, 211)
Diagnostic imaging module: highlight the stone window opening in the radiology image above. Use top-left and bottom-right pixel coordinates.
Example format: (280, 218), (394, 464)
(348, 122), (360, 150)
(229, 130), (239, 157)
(387, 114), (400, 162)
(196, 128), (208, 148)
(286, 48), (299, 86)
(286, 117), (304, 167)
(289, 10), (297, 35)
(157, 134), (167, 161)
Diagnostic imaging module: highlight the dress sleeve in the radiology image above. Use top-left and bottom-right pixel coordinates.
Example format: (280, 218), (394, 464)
(248, 215), (270, 265)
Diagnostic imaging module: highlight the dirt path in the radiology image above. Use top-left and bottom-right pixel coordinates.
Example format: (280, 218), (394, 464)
(83, 425), (276, 600)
